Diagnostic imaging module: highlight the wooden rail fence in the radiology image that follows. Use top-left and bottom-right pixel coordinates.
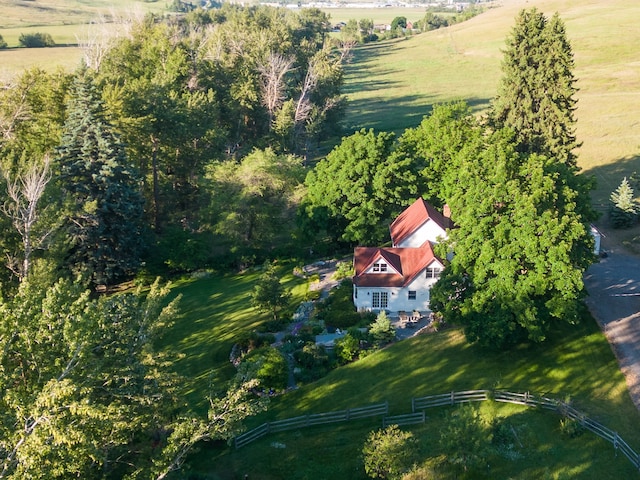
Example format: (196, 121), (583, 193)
(234, 389), (640, 471)
(234, 402), (388, 449)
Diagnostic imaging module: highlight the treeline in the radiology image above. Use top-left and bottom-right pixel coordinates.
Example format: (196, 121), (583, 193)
(0, 4), (349, 291)
(338, 5), (484, 44)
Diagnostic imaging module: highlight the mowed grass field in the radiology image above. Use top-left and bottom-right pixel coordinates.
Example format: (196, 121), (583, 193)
(0, 0), (166, 29)
(0, 0), (167, 76)
(339, 0), (640, 213)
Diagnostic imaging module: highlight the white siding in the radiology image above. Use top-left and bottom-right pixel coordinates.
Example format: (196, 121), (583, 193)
(395, 219), (447, 248)
(353, 276), (433, 314)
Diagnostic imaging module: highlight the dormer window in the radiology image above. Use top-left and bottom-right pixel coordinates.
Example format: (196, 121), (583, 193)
(426, 266), (441, 278)
(373, 262), (387, 273)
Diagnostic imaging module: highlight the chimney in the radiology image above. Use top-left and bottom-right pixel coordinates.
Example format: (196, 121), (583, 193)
(442, 204), (452, 229)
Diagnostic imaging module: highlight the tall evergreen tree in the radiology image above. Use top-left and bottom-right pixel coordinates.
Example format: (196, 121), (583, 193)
(489, 9), (579, 167)
(56, 68), (145, 285)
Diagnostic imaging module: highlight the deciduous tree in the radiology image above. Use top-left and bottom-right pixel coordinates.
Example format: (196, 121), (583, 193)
(207, 147), (304, 258)
(363, 425), (417, 479)
(430, 130), (593, 348)
(1, 155), (55, 280)
(303, 129), (418, 244)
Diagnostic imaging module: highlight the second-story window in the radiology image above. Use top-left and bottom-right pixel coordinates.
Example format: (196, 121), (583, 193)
(373, 262), (388, 272)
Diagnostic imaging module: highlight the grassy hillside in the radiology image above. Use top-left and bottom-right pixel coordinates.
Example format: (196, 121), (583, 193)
(200, 308), (640, 478)
(342, 0), (640, 213)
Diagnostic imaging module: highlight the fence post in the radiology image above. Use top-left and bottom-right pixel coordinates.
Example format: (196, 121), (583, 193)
(346, 408), (350, 421)
(412, 397), (415, 413)
(450, 391), (455, 405)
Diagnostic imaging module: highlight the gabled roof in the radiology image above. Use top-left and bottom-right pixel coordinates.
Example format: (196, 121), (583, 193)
(353, 244), (440, 288)
(389, 198), (449, 247)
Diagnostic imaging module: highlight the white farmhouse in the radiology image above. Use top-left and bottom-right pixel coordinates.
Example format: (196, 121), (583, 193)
(352, 198), (450, 315)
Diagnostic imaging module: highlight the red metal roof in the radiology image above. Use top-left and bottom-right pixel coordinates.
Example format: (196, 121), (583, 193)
(389, 198), (449, 246)
(353, 245), (440, 288)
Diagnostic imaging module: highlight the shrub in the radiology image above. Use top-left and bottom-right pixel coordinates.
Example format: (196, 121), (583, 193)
(334, 333), (360, 364)
(19, 32), (55, 48)
(257, 318), (287, 333)
(293, 343), (331, 383)
(317, 280), (361, 329)
(0, 35), (7, 49)
(333, 260), (354, 280)
(362, 425), (417, 479)
(155, 226), (212, 273)
(236, 331), (274, 353)
(240, 346), (288, 392)
(439, 404), (489, 473)
(369, 311), (396, 347)
(559, 417), (584, 438)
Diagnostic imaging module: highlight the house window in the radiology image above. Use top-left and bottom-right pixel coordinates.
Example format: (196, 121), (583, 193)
(373, 262), (387, 273)
(426, 267), (441, 279)
(408, 291), (416, 300)
(372, 292), (388, 309)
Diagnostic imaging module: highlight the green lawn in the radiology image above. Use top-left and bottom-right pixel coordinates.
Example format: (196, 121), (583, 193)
(158, 266), (640, 478)
(158, 263), (309, 412)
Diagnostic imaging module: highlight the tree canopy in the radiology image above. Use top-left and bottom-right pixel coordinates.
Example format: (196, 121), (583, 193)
(303, 128), (418, 245)
(0, 277), (267, 479)
(430, 121), (594, 348)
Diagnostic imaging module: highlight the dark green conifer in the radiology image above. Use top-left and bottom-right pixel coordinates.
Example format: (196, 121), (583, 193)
(57, 67), (145, 285)
(489, 8), (579, 167)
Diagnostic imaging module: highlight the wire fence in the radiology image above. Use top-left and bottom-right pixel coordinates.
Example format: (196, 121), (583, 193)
(234, 389), (640, 471)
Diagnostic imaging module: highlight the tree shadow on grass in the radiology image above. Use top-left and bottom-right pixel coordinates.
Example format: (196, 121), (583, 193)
(341, 94), (491, 137)
(581, 154), (640, 208)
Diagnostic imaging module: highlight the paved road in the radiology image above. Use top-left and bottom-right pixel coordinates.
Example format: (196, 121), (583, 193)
(584, 252), (640, 410)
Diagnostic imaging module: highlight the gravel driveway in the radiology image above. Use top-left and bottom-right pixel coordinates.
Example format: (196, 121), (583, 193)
(583, 252), (640, 410)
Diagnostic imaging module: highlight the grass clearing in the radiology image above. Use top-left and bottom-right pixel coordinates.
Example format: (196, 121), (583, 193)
(157, 263), (308, 412)
(0, 0), (166, 29)
(208, 403), (638, 479)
